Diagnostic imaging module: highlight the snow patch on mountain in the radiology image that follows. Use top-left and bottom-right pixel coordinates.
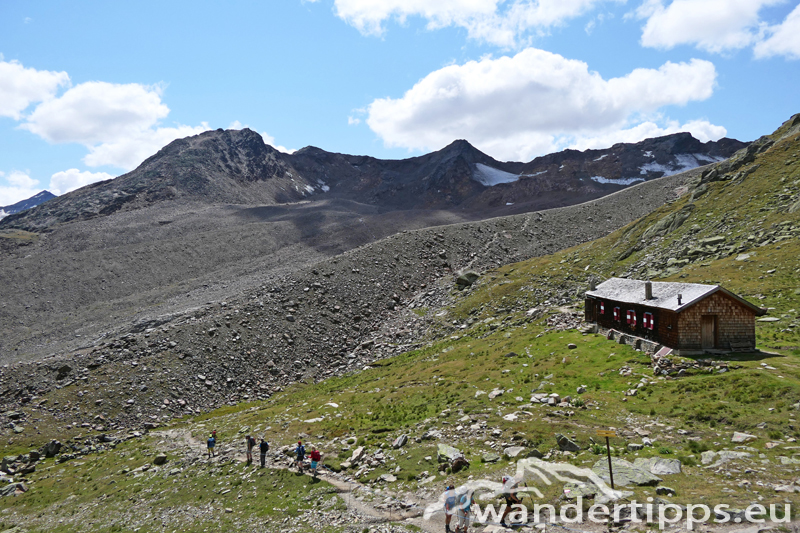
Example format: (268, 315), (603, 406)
(639, 154), (726, 177)
(0, 209), (7, 221)
(473, 164), (520, 186)
(589, 176), (644, 185)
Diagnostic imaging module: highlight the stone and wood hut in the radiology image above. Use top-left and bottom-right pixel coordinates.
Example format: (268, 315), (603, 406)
(584, 278), (765, 354)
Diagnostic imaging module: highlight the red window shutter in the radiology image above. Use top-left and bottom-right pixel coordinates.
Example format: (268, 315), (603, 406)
(627, 310), (636, 327)
(644, 312), (654, 330)
(613, 307), (620, 321)
(600, 301), (605, 314)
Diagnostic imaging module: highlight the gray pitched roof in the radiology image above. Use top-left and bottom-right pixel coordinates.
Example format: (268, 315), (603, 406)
(585, 277), (765, 314)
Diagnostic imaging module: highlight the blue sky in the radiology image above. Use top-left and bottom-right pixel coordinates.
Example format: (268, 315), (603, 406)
(1, 0), (799, 205)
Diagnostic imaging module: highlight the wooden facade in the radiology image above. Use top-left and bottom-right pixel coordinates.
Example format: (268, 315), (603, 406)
(584, 279), (765, 354)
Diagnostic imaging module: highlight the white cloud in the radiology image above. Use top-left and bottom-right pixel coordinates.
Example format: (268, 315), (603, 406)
(260, 132), (296, 154)
(48, 169), (114, 196)
(637, 0), (783, 53)
(0, 59), (69, 120)
(754, 3), (800, 59)
(22, 81), (169, 144)
(332, 0), (614, 47)
(0, 171), (42, 206)
(348, 116), (361, 125)
(19, 80), (212, 171)
(568, 118), (727, 151)
(366, 48), (719, 161)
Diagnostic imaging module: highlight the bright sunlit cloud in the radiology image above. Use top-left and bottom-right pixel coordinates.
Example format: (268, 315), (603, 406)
(0, 59), (70, 120)
(367, 48), (719, 161)
(635, 0), (793, 55)
(330, 0), (617, 47)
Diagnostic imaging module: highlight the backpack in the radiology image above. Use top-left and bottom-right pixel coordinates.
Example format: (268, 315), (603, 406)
(260, 441), (269, 452)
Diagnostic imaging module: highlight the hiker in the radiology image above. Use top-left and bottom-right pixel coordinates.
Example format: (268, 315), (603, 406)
(309, 447), (322, 477)
(455, 488), (475, 533)
(444, 484), (456, 533)
(245, 435), (256, 464)
(294, 441), (306, 472)
(500, 476), (522, 528)
(259, 438), (269, 468)
(207, 433), (216, 458)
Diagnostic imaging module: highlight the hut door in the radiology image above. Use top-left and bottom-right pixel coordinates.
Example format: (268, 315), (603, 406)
(701, 315), (716, 349)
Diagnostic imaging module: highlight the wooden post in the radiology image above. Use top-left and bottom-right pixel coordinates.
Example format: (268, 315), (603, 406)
(596, 429), (617, 490)
(605, 436), (614, 490)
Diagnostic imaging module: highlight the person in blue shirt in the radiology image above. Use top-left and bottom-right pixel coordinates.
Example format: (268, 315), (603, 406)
(294, 441), (306, 472)
(207, 434), (216, 458)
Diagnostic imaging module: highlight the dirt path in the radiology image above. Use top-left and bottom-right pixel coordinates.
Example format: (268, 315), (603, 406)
(153, 427), (441, 532)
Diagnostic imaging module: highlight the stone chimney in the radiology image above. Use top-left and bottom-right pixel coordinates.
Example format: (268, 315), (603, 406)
(589, 279), (596, 291)
(645, 280), (653, 300)
(677, 293), (683, 305)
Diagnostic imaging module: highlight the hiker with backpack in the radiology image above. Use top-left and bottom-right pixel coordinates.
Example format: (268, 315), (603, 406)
(444, 484), (456, 533)
(500, 475), (523, 529)
(207, 433), (216, 458)
(309, 447), (322, 478)
(259, 438), (270, 468)
(245, 435), (256, 464)
(455, 488), (475, 533)
(294, 441), (306, 472)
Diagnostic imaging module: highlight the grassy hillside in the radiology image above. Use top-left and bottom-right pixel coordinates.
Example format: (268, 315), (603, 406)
(1, 116), (799, 532)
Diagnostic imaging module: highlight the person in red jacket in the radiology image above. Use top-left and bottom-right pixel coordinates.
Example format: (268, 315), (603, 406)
(309, 447), (322, 478)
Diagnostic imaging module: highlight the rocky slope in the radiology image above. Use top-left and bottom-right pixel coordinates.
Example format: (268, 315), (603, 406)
(0, 167), (701, 428)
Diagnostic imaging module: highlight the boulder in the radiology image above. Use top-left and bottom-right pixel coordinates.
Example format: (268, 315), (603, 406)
(488, 389), (504, 399)
(482, 453), (500, 464)
(656, 486), (676, 496)
(555, 434), (581, 452)
(380, 474), (397, 483)
(42, 440), (62, 458)
(392, 435), (408, 449)
(451, 456), (470, 473)
(437, 443), (463, 463)
(592, 457), (662, 487)
(456, 271), (480, 287)
(153, 454), (168, 466)
(633, 457), (681, 475)
(700, 451), (717, 465)
(731, 432), (757, 443)
(350, 446), (366, 464)
(504, 446), (525, 459)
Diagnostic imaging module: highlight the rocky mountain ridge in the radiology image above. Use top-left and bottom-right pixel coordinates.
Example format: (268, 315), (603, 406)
(0, 190), (56, 220)
(0, 130), (746, 232)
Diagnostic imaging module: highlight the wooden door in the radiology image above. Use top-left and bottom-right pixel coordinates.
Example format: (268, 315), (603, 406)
(701, 315), (716, 349)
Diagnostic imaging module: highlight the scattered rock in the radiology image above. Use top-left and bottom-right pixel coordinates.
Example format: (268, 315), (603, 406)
(392, 435), (408, 449)
(437, 443), (462, 463)
(555, 434), (580, 452)
(153, 454), (167, 466)
(592, 457), (661, 487)
(656, 486), (676, 496)
(731, 432), (757, 443)
(504, 446), (526, 459)
(633, 457), (681, 475)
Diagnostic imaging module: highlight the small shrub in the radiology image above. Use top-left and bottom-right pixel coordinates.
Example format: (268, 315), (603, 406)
(572, 398), (585, 408)
(768, 430), (783, 440)
(649, 408), (656, 416)
(658, 447), (673, 455)
(686, 441), (710, 454)
(591, 444), (605, 455)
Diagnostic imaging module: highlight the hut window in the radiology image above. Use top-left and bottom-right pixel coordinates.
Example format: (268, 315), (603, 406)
(613, 307), (620, 321)
(626, 309), (637, 327)
(600, 301), (605, 314)
(643, 312), (654, 330)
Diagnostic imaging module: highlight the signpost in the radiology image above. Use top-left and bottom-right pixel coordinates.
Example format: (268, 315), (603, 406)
(596, 429), (617, 489)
